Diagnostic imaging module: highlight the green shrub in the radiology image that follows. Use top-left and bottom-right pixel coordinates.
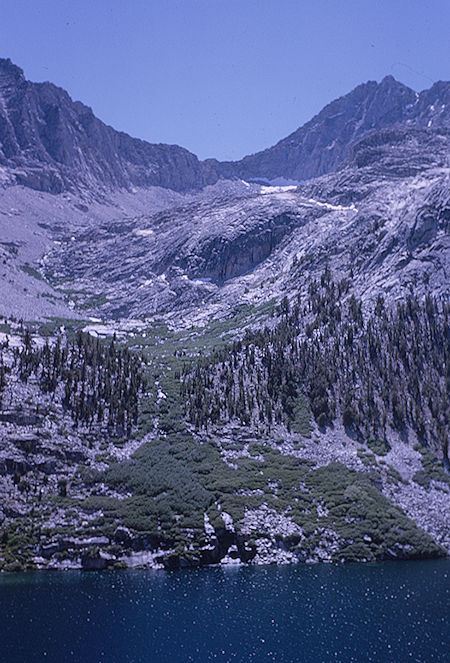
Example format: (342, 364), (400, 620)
(366, 437), (390, 456)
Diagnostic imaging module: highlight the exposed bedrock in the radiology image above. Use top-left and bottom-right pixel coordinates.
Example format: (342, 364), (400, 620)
(181, 213), (299, 283)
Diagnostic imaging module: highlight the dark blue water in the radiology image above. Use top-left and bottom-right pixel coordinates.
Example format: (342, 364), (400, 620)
(0, 560), (449, 663)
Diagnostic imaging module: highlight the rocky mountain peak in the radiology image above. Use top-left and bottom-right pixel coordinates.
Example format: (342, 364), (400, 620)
(0, 58), (28, 116)
(379, 73), (405, 87)
(0, 57), (25, 81)
(415, 81), (450, 127)
(216, 76), (424, 183)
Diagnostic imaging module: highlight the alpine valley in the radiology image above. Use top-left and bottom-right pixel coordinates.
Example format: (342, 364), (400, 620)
(0, 58), (448, 572)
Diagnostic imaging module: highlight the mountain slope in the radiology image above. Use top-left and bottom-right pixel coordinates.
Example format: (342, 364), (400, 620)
(0, 62), (449, 572)
(42, 126), (450, 319)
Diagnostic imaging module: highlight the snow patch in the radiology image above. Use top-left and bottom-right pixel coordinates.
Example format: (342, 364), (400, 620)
(307, 198), (357, 212)
(193, 277), (213, 285)
(261, 185), (298, 194)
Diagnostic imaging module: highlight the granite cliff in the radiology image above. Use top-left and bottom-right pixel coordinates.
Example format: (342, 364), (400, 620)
(0, 58), (218, 194)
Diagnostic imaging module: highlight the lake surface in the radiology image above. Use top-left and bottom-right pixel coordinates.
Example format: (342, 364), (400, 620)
(0, 560), (449, 662)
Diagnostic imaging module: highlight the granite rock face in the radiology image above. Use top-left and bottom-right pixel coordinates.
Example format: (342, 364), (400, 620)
(0, 58), (218, 194)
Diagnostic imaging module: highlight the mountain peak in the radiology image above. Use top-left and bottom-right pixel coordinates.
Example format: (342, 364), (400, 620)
(0, 56), (219, 194)
(223, 74), (422, 182)
(380, 74), (404, 86)
(0, 57), (25, 81)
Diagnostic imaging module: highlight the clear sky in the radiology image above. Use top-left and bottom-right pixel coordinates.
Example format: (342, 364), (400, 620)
(1, 0), (449, 160)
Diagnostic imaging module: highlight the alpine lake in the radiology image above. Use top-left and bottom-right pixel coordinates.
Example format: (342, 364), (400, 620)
(0, 559), (448, 662)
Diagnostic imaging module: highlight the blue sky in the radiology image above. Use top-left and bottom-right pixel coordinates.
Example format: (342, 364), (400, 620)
(1, 0), (449, 160)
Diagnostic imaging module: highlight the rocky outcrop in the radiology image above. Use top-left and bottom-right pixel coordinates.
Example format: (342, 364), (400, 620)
(80, 548), (116, 570)
(181, 212), (301, 284)
(407, 179), (450, 251)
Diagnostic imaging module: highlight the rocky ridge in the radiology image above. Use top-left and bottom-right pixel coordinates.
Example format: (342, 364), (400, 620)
(1, 58), (450, 198)
(217, 76), (450, 182)
(0, 58), (218, 194)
